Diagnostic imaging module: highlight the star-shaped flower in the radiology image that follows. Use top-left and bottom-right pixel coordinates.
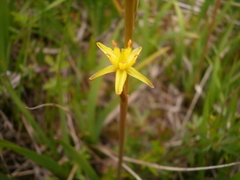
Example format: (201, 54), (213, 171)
(89, 40), (154, 95)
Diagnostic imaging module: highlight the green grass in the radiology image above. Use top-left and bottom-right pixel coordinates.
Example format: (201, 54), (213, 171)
(0, 0), (240, 179)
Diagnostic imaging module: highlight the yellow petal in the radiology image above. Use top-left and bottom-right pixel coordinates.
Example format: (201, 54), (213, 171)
(89, 65), (116, 80)
(96, 42), (118, 67)
(123, 46), (132, 59)
(113, 47), (120, 59)
(127, 47), (142, 67)
(127, 67), (154, 88)
(115, 70), (127, 95)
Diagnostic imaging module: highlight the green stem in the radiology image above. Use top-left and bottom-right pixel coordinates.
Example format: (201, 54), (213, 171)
(117, 0), (137, 179)
(198, 0), (221, 82)
(204, 0), (221, 54)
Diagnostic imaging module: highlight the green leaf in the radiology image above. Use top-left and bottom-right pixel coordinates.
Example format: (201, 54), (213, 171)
(43, 0), (67, 12)
(0, 0), (9, 72)
(0, 77), (56, 154)
(0, 173), (13, 180)
(57, 139), (99, 180)
(229, 171), (240, 180)
(0, 140), (68, 179)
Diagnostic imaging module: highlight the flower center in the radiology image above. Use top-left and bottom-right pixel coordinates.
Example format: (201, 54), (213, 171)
(119, 61), (127, 70)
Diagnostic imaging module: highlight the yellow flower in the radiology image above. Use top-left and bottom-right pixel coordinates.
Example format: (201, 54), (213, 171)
(89, 40), (154, 95)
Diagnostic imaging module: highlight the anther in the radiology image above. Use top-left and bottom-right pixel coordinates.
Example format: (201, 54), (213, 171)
(128, 39), (132, 47)
(112, 40), (117, 47)
(105, 53), (111, 57)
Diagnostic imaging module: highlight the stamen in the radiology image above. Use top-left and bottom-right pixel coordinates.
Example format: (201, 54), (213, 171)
(112, 40), (118, 47)
(105, 53), (111, 57)
(128, 39), (132, 47)
(134, 54), (139, 57)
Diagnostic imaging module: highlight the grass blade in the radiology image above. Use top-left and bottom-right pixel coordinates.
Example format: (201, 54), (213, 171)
(0, 173), (13, 180)
(0, 77), (56, 154)
(57, 139), (99, 180)
(0, 0), (9, 72)
(0, 140), (69, 179)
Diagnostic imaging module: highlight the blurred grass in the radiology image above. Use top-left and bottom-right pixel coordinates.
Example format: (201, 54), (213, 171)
(0, 139), (69, 179)
(0, 0), (9, 73)
(0, 0), (239, 179)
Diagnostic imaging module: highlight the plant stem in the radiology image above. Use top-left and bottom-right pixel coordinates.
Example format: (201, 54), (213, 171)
(203, 0), (221, 54)
(197, 0), (221, 82)
(117, 0), (137, 179)
(117, 92), (128, 179)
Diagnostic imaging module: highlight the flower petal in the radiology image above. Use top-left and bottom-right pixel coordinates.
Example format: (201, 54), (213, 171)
(123, 47), (132, 59)
(127, 47), (142, 67)
(89, 65), (116, 80)
(115, 70), (127, 95)
(114, 47), (121, 60)
(127, 67), (154, 88)
(96, 42), (118, 67)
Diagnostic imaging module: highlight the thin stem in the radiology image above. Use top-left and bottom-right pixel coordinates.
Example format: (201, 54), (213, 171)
(203, 0), (221, 55)
(117, 0), (137, 179)
(198, 0), (221, 81)
(117, 93), (128, 179)
(124, 0), (135, 47)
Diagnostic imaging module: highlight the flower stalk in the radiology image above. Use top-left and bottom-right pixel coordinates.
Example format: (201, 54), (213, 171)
(117, 0), (136, 179)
